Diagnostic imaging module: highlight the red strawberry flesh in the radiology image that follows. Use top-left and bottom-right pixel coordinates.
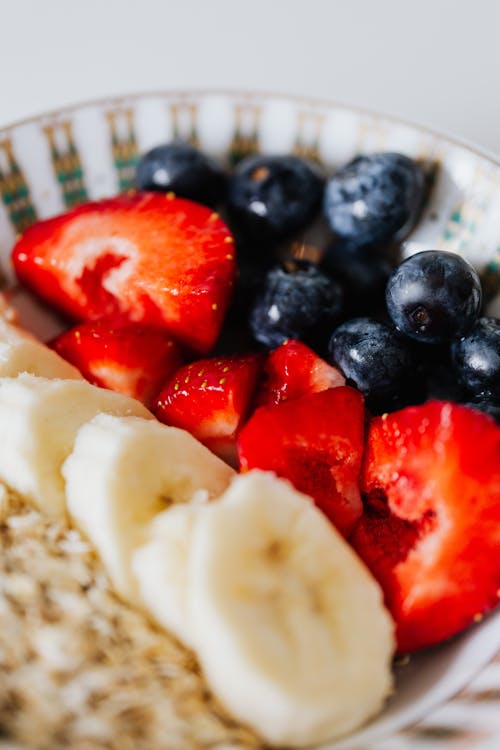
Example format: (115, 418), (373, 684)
(237, 386), (365, 536)
(12, 193), (236, 354)
(257, 339), (345, 407)
(51, 318), (182, 407)
(154, 353), (263, 464)
(350, 401), (500, 653)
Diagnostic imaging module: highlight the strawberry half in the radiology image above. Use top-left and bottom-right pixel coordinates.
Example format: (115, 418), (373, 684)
(237, 386), (365, 536)
(12, 193), (236, 353)
(257, 339), (345, 407)
(350, 401), (500, 653)
(154, 353), (263, 465)
(51, 318), (182, 407)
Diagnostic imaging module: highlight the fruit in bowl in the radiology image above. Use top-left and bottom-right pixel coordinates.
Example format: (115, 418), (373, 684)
(0, 92), (500, 750)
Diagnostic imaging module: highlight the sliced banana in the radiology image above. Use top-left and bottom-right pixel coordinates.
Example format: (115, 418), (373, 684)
(189, 470), (395, 748)
(132, 502), (202, 646)
(0, 295), (21, 335)
(0, 317), (31, 344)
(0, 338), (82, 379)
(0, 313), (82, 379)
(63, 414), (234, 605)
(0, 374), (151, 518)
(0, 308), (39, 347)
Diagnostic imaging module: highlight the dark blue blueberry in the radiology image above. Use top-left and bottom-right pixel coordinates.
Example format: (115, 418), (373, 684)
(328, 318), (418, 412)
(227, 155), (324, 243)
(464, 399), (500, 425)
(386, 250), (482, 344)
(323, 153), (425, 245)
(423, 361), (467, 403)
(135, 142), (226, 207)
(249, 260), (342, 349)
(213, 253), (271, 355)
(321, 239), (394, 315)
(451, 317), (500, 401)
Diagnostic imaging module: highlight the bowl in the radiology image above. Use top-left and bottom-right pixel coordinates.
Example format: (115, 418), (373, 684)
(0, 90), (499, 749)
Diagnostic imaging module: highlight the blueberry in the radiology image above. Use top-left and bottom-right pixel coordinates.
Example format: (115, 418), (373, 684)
(321, 239), (394, 315)
(423, 361), (467, 403)
(214, 253), (271, 355)
(451, 317), (500, 401)
(328, 318), (418, 412)
(227, 155), (324, 243)
(386, 250), (482, 344)
(464, 399), (500, 425)
(135, 142), (226, 207)
(250, 260), (342, 349)
(323, 153), (425, 245)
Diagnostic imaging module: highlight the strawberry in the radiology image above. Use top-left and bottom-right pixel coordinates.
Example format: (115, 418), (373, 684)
(237, 386), (365, 536)
(12, 193), (236, 354)
(350, 401), (500, 653)
(51, 318), (182, 407)
(257, 339), (345, 407)
(154, 353), (263, 465)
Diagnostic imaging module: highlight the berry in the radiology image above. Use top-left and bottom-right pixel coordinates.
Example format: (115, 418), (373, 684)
(135, 142), (226, 207)
(323, 153), (424, 245)
(227, 155), (323, 243)
(350, 401), (500, 653)
(12, 193), (236, 354)
(465, 399), (500, 425)
(256, 339), (345, 407)
(423, 360), (466, 403)
(328, 318), (417, 412)
(154, 353), (263, 465)
(238, 386), (365, 536)
(51, 318), (182, 407)
(451, 317), (500, 401)
(250, 260), (342, 350)
(321, 239), (394, 315)
(386, 250), (482, 344)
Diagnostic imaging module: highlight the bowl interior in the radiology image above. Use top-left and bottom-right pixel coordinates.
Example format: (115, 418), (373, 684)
(1, 90), (499, 747)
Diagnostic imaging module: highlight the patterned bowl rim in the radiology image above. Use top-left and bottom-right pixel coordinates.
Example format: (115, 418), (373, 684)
(1, 87), (499, 168)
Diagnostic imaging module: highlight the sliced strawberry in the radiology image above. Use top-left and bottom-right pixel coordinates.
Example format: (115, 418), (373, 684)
(350, 401), (500, 653)
(257, 339), (345, 407)
(51, 318), (182, 407)
(237, 386), (364, 536)
(12, 193), (236, 354)
(154, 353), (263, 464)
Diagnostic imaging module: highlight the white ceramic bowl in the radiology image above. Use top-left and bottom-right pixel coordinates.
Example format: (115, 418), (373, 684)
(1, 91), (499, 749)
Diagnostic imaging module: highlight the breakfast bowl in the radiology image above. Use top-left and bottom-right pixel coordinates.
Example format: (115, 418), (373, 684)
(0, 90), (499, 750)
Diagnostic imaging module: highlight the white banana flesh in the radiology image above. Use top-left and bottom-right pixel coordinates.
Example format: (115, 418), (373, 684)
(188, 470), (395, 748)
(0, 312), (82, 379)
(0, 374), (151, 517)
(0, 338), (82, 379)
(0, 296), (23, 339)
(63, 414), (234, 605)
(0, 317), (33, 344)
(132, 502), (202, 646)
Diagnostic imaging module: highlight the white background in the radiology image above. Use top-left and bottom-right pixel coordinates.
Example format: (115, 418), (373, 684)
(0, 0), (499, 155)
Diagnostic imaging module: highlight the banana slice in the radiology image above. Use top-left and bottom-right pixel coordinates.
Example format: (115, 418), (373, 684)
(132, 502), (202, 646)
(63, 414), (234, 605)
(0, 374), (151, 517)
(189, 471), (395, 748)
(0, 317), (31, 344)
(0, 313), (82, 379)
(0, 304), (58, 345)
(0, 339), (82, 379)
(0, 294), (22, 336)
